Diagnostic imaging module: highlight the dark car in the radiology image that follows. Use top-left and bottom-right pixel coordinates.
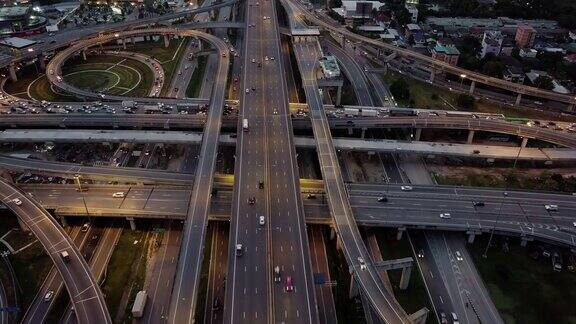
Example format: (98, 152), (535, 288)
(473, 201), (485, 207)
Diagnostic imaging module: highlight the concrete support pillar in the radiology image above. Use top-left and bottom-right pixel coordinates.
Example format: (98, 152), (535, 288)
(163, 34), (170, 48)
(131, 36), (135, 45)
(349, 276), (359, 298)
(341, 35), (345, 48)
(17, 217), (29, 232)
(60, 216), (68, 228)
(467, 130), (475, 144)
(515, 93), (522, 106)
(361, 127), (367, 139)
(82, 50), (87, 61)
(520, 236), (533, 247)
(469, 80), (476, 94)
(9, 64), (17, 82)
(38, 56), (46, 71)
(399, 266), (412, 290)
(347, 126), (353, 135)
(568, 103), (575, 112)
(414, 128), (422, 141)
(377, 48), (382, 58)
(468, 233), (476, 244)
(330, 226), (336, 240)
(521, 137), (529, 148)
(336, 236), (342, 251)
(122, 39), (127, 50)
(336, 85), (342, 106)
(429, 69), (435, 83)
(409, 308), (430, 324)
(127, 217), (136, 230)
(396, 227), (405, 241)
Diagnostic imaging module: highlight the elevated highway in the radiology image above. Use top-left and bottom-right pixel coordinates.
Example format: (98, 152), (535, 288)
(0, 179), (111, 324)
(2, 130), (576, 162)
(293, 40), (411, 323)
(18, 183), (576, 248)
(2, 114), (574, 149)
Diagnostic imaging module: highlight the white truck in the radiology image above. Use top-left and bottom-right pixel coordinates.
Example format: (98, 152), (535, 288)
(242, 118), (249, 132)
(131, 290), (148, 318)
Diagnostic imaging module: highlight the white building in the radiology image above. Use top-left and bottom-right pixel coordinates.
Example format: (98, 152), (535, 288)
(405, 4), (418, 23)
(333, 1), (385, 20)
(319, 56), (341, 78)
(480, 31), (503, 58)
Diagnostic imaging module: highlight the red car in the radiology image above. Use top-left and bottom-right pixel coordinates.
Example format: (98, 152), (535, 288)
(285, 276), (294, 292)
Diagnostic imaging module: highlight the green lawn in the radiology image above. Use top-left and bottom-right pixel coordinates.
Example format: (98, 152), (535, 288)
(186, 56), (207, 98)
(468, 235), (576, 324)
(63, 56), (153, 97)
(9, 241), (51, 311)
(3, 65), (77, 102)
(382, 70), (576, 121)
(434, 170), (576, 193)
(101, 228), (146, 318)
(129, 37), (189, 96)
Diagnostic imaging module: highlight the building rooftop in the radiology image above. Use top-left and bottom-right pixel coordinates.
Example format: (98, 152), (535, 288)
(0, 37), (36, 49)
(0, 6), (31, 20)
(319, 55), (341, 78)
(433, 43), (460, 55)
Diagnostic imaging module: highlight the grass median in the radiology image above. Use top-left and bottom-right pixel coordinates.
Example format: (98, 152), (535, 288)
(468, 235), (576, 323)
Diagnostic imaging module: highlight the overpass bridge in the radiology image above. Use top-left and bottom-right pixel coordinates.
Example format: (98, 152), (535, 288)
(2, 129), (575, 163)
(17, 182), (576, 249)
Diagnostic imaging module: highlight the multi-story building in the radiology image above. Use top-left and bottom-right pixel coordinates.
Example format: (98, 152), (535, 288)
(319, 56), (341, 78)
(515, 24), (536, 48)
(480, 30), (503, 58)
(431, 40), (460, 66)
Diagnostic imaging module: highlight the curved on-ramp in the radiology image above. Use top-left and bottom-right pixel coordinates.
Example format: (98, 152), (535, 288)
(46, 28), (229, 101)
(0, 178), (111, 324)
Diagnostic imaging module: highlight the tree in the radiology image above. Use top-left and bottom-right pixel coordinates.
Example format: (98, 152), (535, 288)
(482, 61), (504, 78)
(390, 78), (410, 101)
(329, 0), (342, 8)
(456, 94), (475, 109)
(533, 75), (554, 90)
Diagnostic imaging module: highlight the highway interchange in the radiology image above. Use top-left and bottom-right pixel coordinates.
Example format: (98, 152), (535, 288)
(0, 0), (575, 323)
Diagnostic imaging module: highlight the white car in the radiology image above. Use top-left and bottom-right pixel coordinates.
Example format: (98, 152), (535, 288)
(357, 257), (366, 270)
(455, 251), (463, 261)
(11, 198), (22, 206)
(245, 88), (250, 93)
(400, 186), (413, 191)
(545, 204), (558, 211)
(440, 213), (451, 219)
(44, 290), (54, 302)
(259, 215), (265, 226)
(251, 58), (256, 63)
(112, 192), (125, 198)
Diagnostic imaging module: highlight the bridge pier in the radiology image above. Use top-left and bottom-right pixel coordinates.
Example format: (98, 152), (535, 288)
(347, 126), (353, 135)
(38, 56), (46, 71)
(131, 36), (135, 45)
(82, 50), (87, 61)
(9, 64), (17, 82)
(520, 236), (533, 247)
(515, 93), (522, 106)
(163, 34), (170, 48)
(349, 276), (359, 298)
(122, 39), (127, 50)
(409, 308), (430, 324)
(467, 230), (481, 243)
(330, 226), (336, 240)
(429, 69), (435, 83)
(60, 216), (68, 228)
(396, 227), (405, 241)
(414, 128), (422, 141)
(467, 130), (475, 144)
(336, 85), (342, 106)
(521, 137), (529, 148)
(127, 217), (136, 230)
(469, 80), (476, 94)
(361, 127), (367, 139)
(399, 265), (412, 290)
(569, 103), (575, 112)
